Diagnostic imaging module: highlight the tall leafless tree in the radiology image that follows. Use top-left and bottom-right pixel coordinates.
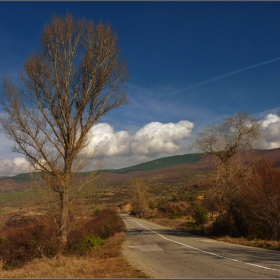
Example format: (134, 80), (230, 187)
(0, 14), (129, 254)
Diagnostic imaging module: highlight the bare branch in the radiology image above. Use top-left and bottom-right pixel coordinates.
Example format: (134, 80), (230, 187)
(190, 112), (261, 166)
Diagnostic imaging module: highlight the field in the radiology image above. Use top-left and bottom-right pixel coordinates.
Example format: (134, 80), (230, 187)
(1, 148), (280, 226)
(1, 148), (280, 277)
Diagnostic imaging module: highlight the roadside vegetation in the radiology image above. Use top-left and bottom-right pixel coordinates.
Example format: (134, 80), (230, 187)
(0, 4), (278, 278)
(0, 208), (148, 278)
(131, 157), (280, 251)
(1, 112), (280, 277)
(129, 113), (280, 251)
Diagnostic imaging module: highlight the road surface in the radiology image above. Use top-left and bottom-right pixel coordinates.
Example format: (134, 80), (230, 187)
(121, 214), (280, 278)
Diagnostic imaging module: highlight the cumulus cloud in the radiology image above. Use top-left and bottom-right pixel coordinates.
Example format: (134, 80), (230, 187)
(3, 113), (280, 175)
(86, 120), (194, 163)
(131, 121), (194, 156)
(87, 123), (131, 157)
(0, 157), (31, 176)
(259, 114), (280, 149)
(0, 120), (195, 175)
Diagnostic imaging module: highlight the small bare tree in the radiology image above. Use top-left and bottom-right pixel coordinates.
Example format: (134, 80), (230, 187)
(190, 112), (261, 168)
(130, 178), (149, 218)
(190, 113), (263, 236)
(0, 14), (128, 254)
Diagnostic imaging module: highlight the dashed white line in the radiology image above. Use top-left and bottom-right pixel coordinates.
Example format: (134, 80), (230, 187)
(130, 218), (280, 273)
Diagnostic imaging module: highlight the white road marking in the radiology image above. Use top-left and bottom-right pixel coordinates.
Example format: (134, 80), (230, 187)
(130, 218), (280, 273)
(128, 243), (164, 252)
(197, 238), (217, 243)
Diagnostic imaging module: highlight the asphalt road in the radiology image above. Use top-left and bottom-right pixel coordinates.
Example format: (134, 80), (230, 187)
(121, 214), (280, 278)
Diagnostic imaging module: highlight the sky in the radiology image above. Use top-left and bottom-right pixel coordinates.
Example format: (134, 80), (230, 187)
(0, 1), (280, 176)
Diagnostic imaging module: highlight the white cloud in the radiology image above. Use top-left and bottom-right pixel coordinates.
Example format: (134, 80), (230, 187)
(87, 123), (131, 157)
(3, 113), (280, 175)
(261, 113), (280, 128)
(131, 121), (194, 156)
(259, 114), (280, 149)
(0, 157), (31, 176)
(0, 120), (195, 175)
(86, 120), (194, 166)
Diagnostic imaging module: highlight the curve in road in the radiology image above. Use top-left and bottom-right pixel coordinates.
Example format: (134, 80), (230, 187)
(121, 214), (280, 278)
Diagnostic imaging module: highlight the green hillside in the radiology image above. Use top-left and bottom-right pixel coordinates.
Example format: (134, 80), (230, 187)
(103, 153), (203, 174)
(0, 172), (42, 183)
(0, 153), (203, 182)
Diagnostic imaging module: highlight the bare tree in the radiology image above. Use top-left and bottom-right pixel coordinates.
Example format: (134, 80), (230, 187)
(130, 178), (149, 218)
(190, 112), (261, 167)
(190, 113), (264, 237)
(0, 14), (128, 254)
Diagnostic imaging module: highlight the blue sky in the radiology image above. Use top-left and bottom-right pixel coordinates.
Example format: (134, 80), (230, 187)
(1, 1), (280, 175)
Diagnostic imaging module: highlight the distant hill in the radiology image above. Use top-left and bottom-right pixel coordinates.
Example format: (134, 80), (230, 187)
(0, 172), (42, 183)
(0, 153), (203, 184)
(1, 148), (280, 185)
(103, 153), (203, 174)
(195, 147), (280, 170)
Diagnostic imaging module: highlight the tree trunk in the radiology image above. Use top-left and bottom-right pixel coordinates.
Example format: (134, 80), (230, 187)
(58, 185), (69, 255)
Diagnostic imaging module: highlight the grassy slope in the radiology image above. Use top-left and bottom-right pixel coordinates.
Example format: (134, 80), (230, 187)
(0, 153), (203, 183)
(103, 153), (202, 174)
(3, 147), (280, 184)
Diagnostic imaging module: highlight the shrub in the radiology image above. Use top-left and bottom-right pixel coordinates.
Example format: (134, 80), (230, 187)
(158, 202), (188, 219)
(211, 215), (231, 236)
(0, 215), (58, 269)
(192, 206), (209, 225)
(0, 208), (126, 269)
(83, 235), (106, 248)
(66, 208), (125, 255)
(170, 213), (181, 219)
(89, 208), (125, 239)
(206, 159), (280, 239)
(185, 221), (198, 230)
(94, 207), (100, 215)
(149, 201), (156, 210)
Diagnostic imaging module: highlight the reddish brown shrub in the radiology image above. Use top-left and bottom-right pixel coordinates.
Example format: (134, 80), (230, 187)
(66, 208), (125, 255)
(0, 215), (58, 269)
(205, 158), (280, 240)
(84, 208), (125, 239)
(239, 159), (280, 240)
(0, 208), (126, 269)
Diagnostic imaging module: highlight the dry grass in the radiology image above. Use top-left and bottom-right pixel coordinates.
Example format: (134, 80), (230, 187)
(0, 255), (148, 278)
(215, 236), (280, 251)
(147, 217), (187, 229)
(0, 232), (149, 278)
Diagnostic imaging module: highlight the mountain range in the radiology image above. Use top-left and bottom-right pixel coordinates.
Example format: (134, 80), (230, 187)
(1, 148), (280, 187)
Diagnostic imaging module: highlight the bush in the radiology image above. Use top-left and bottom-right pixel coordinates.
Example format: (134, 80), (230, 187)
(211, 215), (231, 236)
(0, 216), (58, 269)
(0, 208), (126, 269)
(83, 235), (106, 248)
(206, 159), (280, 240)
(66, 208), (125, 255)
(94, 207), (100, 215)
(192, 206), (209, 225)
(158, 202), (188, 218)
(170, 213), (181, 219)
(89, 208), (125, 239)
(185, 221), (198, 230)
(149, 201), (156, 210)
